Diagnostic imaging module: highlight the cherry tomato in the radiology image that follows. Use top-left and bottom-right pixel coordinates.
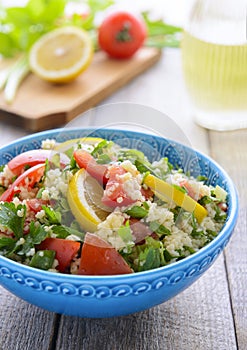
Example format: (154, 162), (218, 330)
(78, 233), (132, 275)
(98, 11), (147, 59)
(0, 163), (45, 202)
(101, 165), (136, 207)
(73, 149), (108, 185)
(8, 149), (69, 176)
(38, 237), (80, 273)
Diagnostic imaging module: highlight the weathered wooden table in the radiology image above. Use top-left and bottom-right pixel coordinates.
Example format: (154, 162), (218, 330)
(0, 49), (246, 350)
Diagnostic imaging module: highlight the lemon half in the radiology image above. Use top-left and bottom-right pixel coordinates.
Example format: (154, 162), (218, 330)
(29, 26), (93, 83)
(68, 168), (111, 233)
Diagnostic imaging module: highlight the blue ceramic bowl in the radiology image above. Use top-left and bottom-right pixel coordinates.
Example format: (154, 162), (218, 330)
(0, 128), (238, 318)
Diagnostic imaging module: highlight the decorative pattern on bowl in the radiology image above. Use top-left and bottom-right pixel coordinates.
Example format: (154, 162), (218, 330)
(0, 128), (238, 318)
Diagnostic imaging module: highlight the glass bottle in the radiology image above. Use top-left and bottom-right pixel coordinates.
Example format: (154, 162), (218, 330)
(181, 0), (247, 130)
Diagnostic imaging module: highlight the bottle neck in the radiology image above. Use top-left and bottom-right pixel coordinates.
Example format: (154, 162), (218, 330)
(185, 0), (247, 45)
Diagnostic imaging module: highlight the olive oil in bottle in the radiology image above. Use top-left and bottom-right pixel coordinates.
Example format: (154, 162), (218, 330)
(181, 0), (247, 130)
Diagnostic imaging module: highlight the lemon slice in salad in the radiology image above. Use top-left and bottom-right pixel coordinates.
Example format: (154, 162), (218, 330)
(144, 174), (207, 223)
(29, 26), (93, 83)
(54, 137), (104, 153)
(68, 168), (111, 232)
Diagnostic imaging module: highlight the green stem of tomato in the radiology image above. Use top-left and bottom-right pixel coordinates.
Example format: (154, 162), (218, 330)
(116, 22), (132, 42)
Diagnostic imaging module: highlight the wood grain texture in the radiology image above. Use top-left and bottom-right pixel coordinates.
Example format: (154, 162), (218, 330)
(209, 130), (247, 350)
(0, 286), (57, 350)
(0, 48), (161, 131)
(55, 257), (236, 350)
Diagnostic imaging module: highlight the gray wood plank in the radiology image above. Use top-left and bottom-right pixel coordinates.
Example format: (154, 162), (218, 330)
(209, 130), (247, 350)
(0, 123), (28, 148)
(0, 286), (57, 350)
(55, 256), (236, 350)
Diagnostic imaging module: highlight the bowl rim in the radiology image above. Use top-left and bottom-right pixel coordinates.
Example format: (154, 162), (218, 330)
(0, 127), (239, 281)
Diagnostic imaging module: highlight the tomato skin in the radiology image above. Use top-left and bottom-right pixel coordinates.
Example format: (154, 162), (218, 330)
(8, 150), (69, 176)
(27, 199), (50, 213)
(101, 165), (136, 207)
(141, 187), (153, 200)
(98, 12), (147, 59)
(102, 165), (138, 207)
(78, 233), (132, 275)
(0, 163), (45, 202)
(73, 149), (108, 185)
(179, 180), (198, 200)
(38, 238), (80, 273)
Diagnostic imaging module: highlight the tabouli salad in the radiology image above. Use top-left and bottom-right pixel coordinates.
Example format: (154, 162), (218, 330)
(0, 137), (228, 275)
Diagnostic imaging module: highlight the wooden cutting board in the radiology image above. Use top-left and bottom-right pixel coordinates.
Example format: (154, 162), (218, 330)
(0, 48), (161, 131)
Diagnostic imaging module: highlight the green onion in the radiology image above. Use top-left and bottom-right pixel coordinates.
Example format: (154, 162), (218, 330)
(4, 55), (30, 104)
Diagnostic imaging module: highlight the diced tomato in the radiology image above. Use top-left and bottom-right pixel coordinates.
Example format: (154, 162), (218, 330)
(38, 237), (80, 273)
(0, 163), (45, 202)
(129, 218), (153, 243)
(0, 232), (14, 238)
(73, 149), (108, 185)
(27, 199), (50, 213)
(78, 233), (132, 275)
(101, 165), (136, 208)
(218, 202), (228, 212)
(141, 187), (153, 200)
(8, 150), (69, 176)
(179, 180), (198, 200)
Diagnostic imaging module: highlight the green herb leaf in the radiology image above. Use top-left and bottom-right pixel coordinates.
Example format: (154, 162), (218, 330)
(198, 195), (213, 206)
(118, 220), (133, 244)
(41, 205), (61, 225)
(96, 154), (112, 164)
(149, 220), (171, 236)
(125, 205), (148, 219)
(214, 205), (227, 223)
(197, 175), (208, 182)
(29, 222), (48, 244)
(138, 246), (160, 271)
(163, 249), (174, 262)
(65, 146), (74, 159)
(91, 139), (108, 155)
(206, 229), (218, 240)
(50, 152), (61, 169)
(135, 159), (156, 176)
(91, 140), (114, 163)
(142, 12), (182, 48)
(0, 236), (16, 251)
(118, 149), (146, 162)
(18, 222), (48, 255)
(52, 225), (85, 241)
(172, 184), (187, 193)
(0, 202), (26, 238)
(191, 229), (204, 238)
(0, 0), (67, 56)
(30, 250), (55, 270)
